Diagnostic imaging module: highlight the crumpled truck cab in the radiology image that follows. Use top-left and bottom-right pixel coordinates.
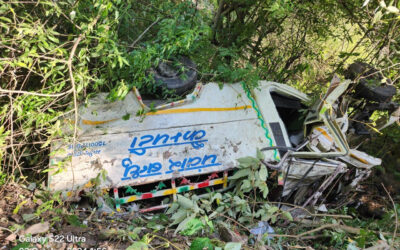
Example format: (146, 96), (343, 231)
(49, 80), (381, 212)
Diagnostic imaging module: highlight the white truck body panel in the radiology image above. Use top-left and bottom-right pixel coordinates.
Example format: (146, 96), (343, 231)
(49, 81), (305, 192)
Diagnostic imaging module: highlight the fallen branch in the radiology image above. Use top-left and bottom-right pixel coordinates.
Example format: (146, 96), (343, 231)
(296, 223), (358, 238)
(382, 183), (398, 248)
(270, 222), (400, 239)
(66, 14), (100, 187)
(0, 88), (73, 97)
(67, 35), (82, 189)
(217, 213), (251, 233)
(266, 201), (353, 219)
(150, 234), (183, 250)
(128, 17), (160, 49)
(67, 35), (82, 145)
(0, 226), (13, 234)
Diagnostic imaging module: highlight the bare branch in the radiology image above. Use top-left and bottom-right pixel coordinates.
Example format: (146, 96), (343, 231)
(0, 88), (73, 97)
(128, 17), (160, 50)
(382, 183), (398, 248)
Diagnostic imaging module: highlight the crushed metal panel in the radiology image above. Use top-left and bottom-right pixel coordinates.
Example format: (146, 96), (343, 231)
(49, 82), (279, 192)
(283, 159), (346, 180)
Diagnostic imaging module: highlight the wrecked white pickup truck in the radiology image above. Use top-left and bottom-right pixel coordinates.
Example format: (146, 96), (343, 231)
(49, 63), (398, 213)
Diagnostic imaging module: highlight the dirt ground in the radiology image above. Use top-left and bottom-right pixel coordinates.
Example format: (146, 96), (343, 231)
(0, 169), (398, 250)
(0, 183), (192, 249)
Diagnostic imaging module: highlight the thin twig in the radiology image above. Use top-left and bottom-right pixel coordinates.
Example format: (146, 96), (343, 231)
(0, 88), (73, 97)
(128, 17), (160, 49)
(67, 35), (82, 143)
(150, 234), (183, 250)
(66, 13), (100, 190)
(382, 183), (398, 248)
(270, 223), (400, 239)
(259, 201), (353, 219)
(67, 35), (82, 189)
(217, 213), (251, 233)
(0, 226), (13, 234)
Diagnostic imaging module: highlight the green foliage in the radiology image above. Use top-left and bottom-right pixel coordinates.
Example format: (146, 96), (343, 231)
(181, 218), (207, 236)
(66, 214), (86, 228)
(0, 0), (209, 179)
(190, 237), (214, 250)
(224, 242), (242, 250)
(146, 214), (169, 231)
(127, 241), (148, 250)
(0, 167), (6, 186)
(34, 190), (63, 217)
(230, 149), (270, 199)
(166, 194), (214, 236)
(12, 242), (32, 250)
(166, 150), (289, 238)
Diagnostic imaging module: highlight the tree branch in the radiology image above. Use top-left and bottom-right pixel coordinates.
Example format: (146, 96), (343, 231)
(0, 88), (73, 97)
(128, 17), (160, 50)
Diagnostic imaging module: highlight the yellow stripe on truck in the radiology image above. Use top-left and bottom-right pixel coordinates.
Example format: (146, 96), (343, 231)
(146, 105), (252, 115)
(82, 118), (119, 125)
(350, 153), (369, 164)
(82, 105), (252, 125)
(315, 127), (333, 142)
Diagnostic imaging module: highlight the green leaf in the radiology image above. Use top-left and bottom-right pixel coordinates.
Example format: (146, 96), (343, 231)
(211, 193), (222, 203)
(282, 211), (293, 221)
(128, 227), (141, 240)
(259, 182), (269, 198)
(13, 200), (27, 214)
(373, 11), (383, 24)
(230, 169), (251, 180)
(146, 221), (164, 231)
(224, 242), (242, 250)
(66, 214), (85, 227)
(166, 202), (179, 214)
(190, 237), (213, 250)
(127, 241), (148, 250)
(237, 156), (258, 168)
(47, 35), (59, 43)
(122, 113), (130, 120)
(267, 206), (279, 214)
(12, 242), (32, 250)
(175, 214), (196, 234)
(22, 213), (37, 222)
(0, 16), (12, 23)
(240, 179), (251, 191)
(259, 165), (268, 181)
(177, 194), (194, 209)
(170, 209), (187, 225)
(181, 218), (204, 236)
(204, 216), (214, 232)
(256, 148), (264, 160)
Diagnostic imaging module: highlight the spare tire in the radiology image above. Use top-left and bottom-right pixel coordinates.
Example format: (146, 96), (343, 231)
(152, 56), (197, 95)
(354, 82), (396, 102)
(345, 62), (396, 102)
